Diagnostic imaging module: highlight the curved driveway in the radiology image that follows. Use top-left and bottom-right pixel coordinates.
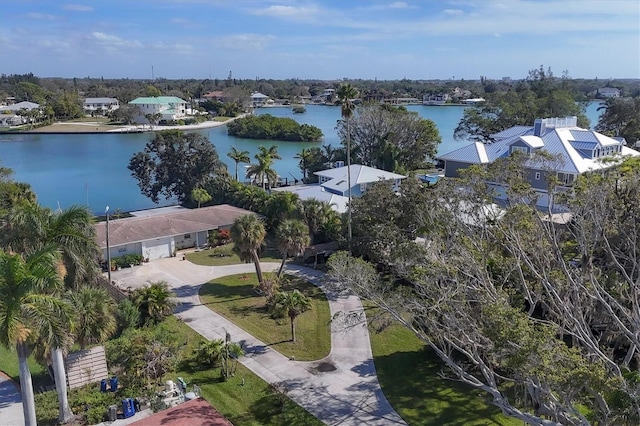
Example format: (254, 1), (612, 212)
(112, 257), (406, 425)
(0, 372), (24, 426)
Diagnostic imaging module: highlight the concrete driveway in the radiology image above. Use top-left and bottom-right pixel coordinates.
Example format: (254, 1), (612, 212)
(110, 257), (406, 425)
(0, 372), (24, 426)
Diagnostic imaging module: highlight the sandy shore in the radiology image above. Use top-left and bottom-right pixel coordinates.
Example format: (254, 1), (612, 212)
(14, 114), (246, 134)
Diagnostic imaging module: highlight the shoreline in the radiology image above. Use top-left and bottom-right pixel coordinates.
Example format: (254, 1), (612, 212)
(0, 114), (247, 135)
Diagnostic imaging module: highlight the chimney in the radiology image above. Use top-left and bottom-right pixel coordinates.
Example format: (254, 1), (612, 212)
(533, 118), (546, 136)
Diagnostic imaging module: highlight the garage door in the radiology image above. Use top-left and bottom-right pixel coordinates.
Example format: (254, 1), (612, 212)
(144, 238), (173, 260)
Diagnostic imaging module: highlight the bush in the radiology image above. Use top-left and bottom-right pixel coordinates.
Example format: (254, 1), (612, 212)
(210, 244), (234, 258)
(116, 299), (140, 335)
(113, 253), (143, 268)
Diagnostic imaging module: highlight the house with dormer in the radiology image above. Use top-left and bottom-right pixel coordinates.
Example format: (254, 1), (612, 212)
(438, 116), (640, 210)
(272, 164), (406, 213)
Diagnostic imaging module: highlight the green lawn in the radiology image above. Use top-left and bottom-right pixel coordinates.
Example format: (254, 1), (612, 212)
(0, 344), (51, 390)
(34, 317), (322, 426)
(198, 273), (331, 361)
(368, 310), (520, 426)
(186, 242), (281, 267)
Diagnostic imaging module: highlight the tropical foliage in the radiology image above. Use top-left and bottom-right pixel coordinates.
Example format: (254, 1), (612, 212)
(246, 145), (282, 190)
(596, 96), (640, 145)
(270, 290), (311, 343)
(128, 130), (227, 203)
(275, 219), (310, 277)
(227, 146), (250, 181)
(230, 214), (267, 284)
(66, 286), (116, 349)
(131, 281), (177, 326)
(227, 114), (323, 141)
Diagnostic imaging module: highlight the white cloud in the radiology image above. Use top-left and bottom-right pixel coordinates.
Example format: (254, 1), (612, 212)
(150, 41), (195, 54)
(443, 9), (464, 16)
(216, 33), (275, 51)
(62, 4), (93, 12)
(389, 2), (414, 9)
(170, 18), (190, 25)
(91, 32), (143, 52)
(251, 4), (319, 18)
(26, 13), (57, 20)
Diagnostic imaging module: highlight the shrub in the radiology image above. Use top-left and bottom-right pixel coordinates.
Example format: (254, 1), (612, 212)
(116, 299), (140, 335)
(194, 339), (225, 367)
(210, 244), (234, 258)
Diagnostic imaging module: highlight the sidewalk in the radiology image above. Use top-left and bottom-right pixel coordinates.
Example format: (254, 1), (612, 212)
(0, 372), (24, 426)
(112, 257), (406, 425)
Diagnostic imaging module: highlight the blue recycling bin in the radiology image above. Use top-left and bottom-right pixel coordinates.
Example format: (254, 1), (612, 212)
(100, 379), (107, 393)
(122, 398), (135, 419)
(109, 376), (118, 392)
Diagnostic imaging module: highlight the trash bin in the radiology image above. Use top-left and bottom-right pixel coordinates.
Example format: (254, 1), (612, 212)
(109, 376), (118, 392)
(133, 398), (141, 412)
(122, 398), (135, 418)
(108, 405), (117, 422)
(100, 379), (107, 393)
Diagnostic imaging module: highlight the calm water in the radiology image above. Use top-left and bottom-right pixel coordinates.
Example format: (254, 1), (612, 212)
(0, 102), (603, 214)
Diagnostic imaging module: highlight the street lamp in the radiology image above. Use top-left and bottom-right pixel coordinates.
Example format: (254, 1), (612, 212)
(105, 206), (111, 284)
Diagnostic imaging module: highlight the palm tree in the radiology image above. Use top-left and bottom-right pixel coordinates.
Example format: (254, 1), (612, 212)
(336, 83), (358, 253)
(276, 219), (310, 277)
(195, 339), (225, 366)
(131, 281), (176, 326)
(247, 145), (282, 190)
(0, 248), (73, 426)
(298, 198), (334, 244)
(66, 286), (116, 350)
(273, 290), (311, 343)
(246, 157), (278, 190)
(2, 203), (100, 423)
(230, 214), (266, 284)
(294, 148), (313, 183)
(227, 147), (250, 181)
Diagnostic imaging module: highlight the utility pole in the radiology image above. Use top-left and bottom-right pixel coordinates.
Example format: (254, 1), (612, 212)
(106, 206), (111, 284)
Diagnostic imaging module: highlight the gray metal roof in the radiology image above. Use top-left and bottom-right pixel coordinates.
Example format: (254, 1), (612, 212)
(438, 118), (640, 175)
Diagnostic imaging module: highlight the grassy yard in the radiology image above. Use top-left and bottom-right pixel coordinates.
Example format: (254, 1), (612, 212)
(368, 310), (520, 426)
(186, 242), (281, 267)
(0, 345), (51, 390)
(173, 317), (323, 426)
(34, 316), (321, 425)
(198, 273), (331, 361)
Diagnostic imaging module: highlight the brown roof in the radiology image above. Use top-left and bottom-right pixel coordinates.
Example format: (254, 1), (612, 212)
(203, 91), (227, 99)
(95, 204), (255, 248)
(130, 398), (233, 426)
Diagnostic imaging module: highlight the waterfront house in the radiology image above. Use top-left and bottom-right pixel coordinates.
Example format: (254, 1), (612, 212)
(438, 116), (640, 211)
(596, 87), (621, 98)
(250, 92), (271, 107)
(94, 204), (255, 261)
(128, 96), (187, 124)
(423, 93), (450, 105)
(273, 164), (406, 213)
(83, 97), (120, 113)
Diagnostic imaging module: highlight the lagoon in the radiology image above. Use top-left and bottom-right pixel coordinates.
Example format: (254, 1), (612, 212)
(0, 102), (603, 214)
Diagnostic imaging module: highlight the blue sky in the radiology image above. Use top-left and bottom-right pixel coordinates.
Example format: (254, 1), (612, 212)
(1, 0), (638, 80)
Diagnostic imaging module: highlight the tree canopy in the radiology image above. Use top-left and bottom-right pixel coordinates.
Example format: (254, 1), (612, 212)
(596, 96), (640, 146)
(336, 103), (441, 172)
(328, 156), (640, 425)
(454, 68), (590, 143)
(227, 114), (323, 142)
(128, 130), (227, 203)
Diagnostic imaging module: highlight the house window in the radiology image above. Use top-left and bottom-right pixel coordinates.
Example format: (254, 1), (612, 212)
(558, 173), (575, 185)
(510, 146), (528, 155)
(360, 183), (368, 192)
(184, 234), (191, 239)
(534, 172), (541, 180)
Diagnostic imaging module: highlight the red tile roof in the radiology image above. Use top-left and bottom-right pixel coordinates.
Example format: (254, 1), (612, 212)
(130, 398), (233, 426)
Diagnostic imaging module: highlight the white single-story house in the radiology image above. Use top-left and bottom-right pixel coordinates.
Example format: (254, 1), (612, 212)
(83, 97), (120, 113)
(273, 164), (406, 213)
(596, 87), (621, 98)
(94, 204), (256, 261)
(0, 101), (40, 112)
(128, 96), (187, 124)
